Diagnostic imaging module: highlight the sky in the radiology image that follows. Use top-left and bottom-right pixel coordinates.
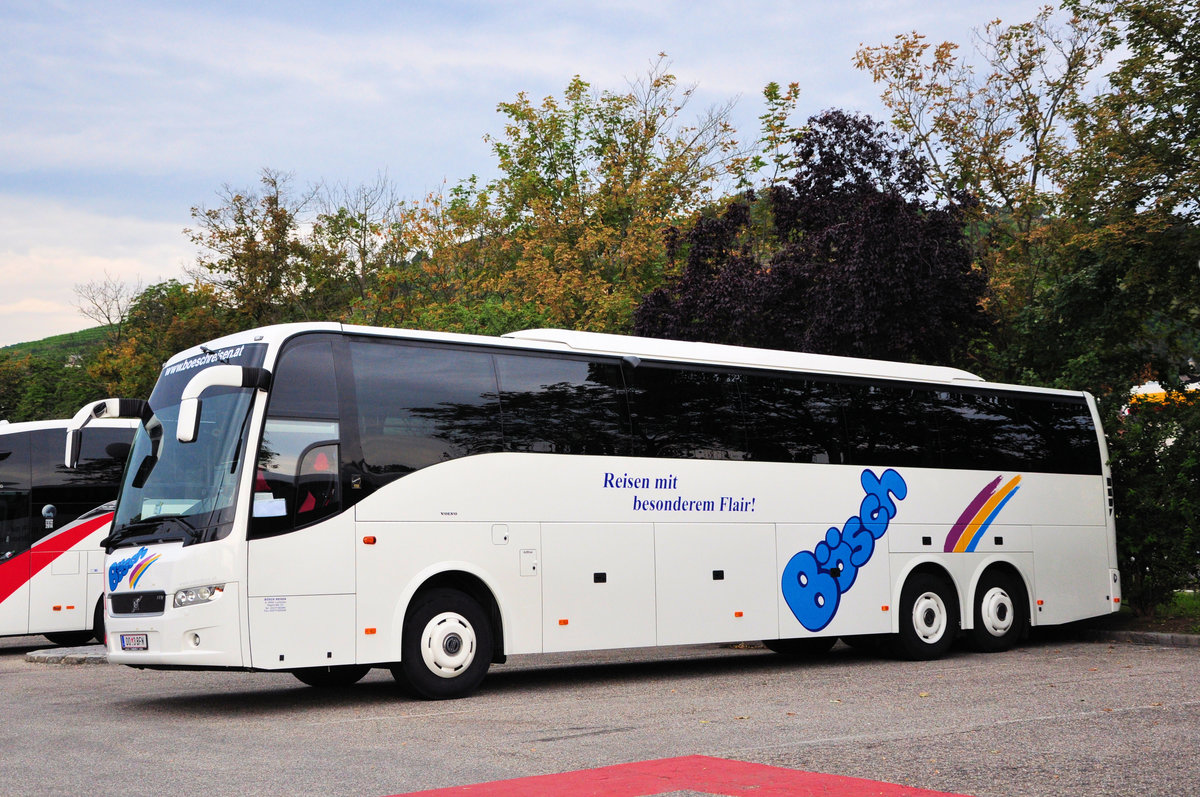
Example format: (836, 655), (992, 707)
(0, 0), (1053, 348)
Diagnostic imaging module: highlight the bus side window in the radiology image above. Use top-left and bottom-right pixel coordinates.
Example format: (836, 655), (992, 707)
(250, 335), (344, 539)
(251, 420), (340, 538)
(295, 443), (339, 522)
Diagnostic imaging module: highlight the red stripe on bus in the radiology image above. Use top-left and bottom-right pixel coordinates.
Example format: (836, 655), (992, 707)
(390, 755), (969, 797)
(0, 512), (113, 604)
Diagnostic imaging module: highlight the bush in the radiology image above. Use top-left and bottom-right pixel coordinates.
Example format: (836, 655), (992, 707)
(1108, 390), (1200, 614)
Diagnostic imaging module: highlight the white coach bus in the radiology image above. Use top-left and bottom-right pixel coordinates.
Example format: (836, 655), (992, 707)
(0, 417), (136, 644)
(77, 324), (1119, 698)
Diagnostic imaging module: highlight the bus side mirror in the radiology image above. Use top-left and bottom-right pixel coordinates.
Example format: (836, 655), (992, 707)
(176, 365), (271, 444)
(177, 396), (203, 444)
(65, 397), (150, 468)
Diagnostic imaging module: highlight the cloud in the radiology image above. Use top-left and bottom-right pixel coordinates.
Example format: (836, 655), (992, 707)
(0, 194), (191, 346)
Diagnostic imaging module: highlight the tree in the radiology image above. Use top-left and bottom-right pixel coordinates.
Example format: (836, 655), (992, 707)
(854, 7), (1113, 374)
(1107, 391), (1200, 613)
(90, 280), (232, 398)
(0, 351), (32, 420)
(356, 56), (753, 335)
(185, 169), (315, 327)
(637, 110), (988, 366)
(74, 271), (144, 347)
(1061, 0), (1200, 387)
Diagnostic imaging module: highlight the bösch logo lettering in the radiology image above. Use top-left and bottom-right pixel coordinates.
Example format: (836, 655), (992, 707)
(781, 469), (908, 631)
(108, 547), (149, 591)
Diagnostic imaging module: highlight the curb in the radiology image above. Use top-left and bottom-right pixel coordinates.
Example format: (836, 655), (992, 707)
(1076, 628), (1200, 648)
(25, 645), (108, 665)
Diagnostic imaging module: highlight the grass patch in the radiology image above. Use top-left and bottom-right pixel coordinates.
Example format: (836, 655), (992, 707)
(1158, 591), (1200, 632)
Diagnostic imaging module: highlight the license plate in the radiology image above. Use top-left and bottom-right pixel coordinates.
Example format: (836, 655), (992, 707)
(120, 633), (148, 651)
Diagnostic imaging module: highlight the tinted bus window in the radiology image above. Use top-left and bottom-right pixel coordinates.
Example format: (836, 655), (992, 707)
(627, 365), (748, 460)
(742, 374), (846, 464)
(349, 340), (503, 481)
(0, 433), (31, 563)
(252, 336), (346, 538)
(31, 427), (131, 536)
(841, 382), (942, 468)
(495, 354), (630, 455)
(1018, 396), (1102, 475)
(267, 335), (340, 419)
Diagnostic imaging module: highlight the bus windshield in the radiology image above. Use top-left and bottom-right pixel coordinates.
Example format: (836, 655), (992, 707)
(108, 344), (266, 550)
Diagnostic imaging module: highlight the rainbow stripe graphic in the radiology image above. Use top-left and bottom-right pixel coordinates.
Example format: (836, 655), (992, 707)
(128, 554), (161, 589)
(944, 475), (1022, 553)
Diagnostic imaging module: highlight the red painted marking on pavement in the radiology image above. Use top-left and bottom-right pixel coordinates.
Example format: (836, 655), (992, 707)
(390, 755), (970, 797)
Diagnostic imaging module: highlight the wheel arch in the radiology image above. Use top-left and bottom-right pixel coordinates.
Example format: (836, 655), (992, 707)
(392, 564), (506, 664)
(965, 557), (1033, 633)
(890, 559), (961, 634)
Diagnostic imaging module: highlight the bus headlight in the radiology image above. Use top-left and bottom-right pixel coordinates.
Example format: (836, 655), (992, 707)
(174, 584), (225, 608)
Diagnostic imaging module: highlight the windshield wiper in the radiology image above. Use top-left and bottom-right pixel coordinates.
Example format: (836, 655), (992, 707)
(104, 514), (202, 549)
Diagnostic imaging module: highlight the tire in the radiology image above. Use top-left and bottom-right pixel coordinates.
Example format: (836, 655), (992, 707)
(969, 570), (1028, 653)
(43, 631), (94, 647)
(292, 664), (371, 688)
(890, 572), (959, 661)
(763, 636), (837, 656)
(92, 598), (106, 645)
(392, 588), (493, 700)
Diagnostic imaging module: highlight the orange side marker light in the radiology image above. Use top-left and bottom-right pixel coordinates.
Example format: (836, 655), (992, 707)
(364, 628), (377, 635)
(558, 619), (569, 626)
(881, 605), (890, 612)
(362, 536), (376, 545)
(52, 605), (62, 611)
(734, 611), (744, 618)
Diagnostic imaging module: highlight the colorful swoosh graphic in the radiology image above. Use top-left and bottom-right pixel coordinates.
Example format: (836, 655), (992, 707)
(128, 554), (161, 589)
(944, 476), (1022, 553)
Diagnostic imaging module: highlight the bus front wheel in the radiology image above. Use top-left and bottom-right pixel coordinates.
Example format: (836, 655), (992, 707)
(92, 598), (106, 644)
(891, 572), (958, 660)
(393, 588), (493, 700)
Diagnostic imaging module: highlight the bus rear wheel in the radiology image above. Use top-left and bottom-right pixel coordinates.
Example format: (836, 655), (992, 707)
(292, 664), (371, 688)
(43, 631), (94, 647)
(393, 588), (492, 700)
(969, 571), (1028, 653)
(890, 572), (959, 660)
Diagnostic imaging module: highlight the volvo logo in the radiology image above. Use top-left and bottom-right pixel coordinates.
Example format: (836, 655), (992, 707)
(131, 595), (144, 613)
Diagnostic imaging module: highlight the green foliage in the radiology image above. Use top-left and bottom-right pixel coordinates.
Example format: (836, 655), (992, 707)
(0, 347), (111, 423)
(185, 169), (314, 328)
(89, 279), (234, 398)
(1, 325), (112, 359)
(355, 56), (754, 334)
(1107, 391), (1200, 614)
